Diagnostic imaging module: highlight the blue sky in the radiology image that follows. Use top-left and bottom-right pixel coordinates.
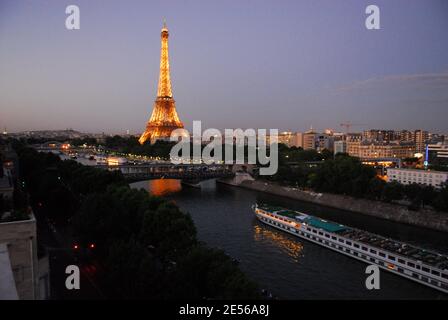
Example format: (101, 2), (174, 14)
(1, 0), (447, 134)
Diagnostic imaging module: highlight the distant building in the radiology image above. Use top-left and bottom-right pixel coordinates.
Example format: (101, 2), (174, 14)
(278, 132), (296, 147)
(324, 128), (334, 136)
(303, 128), (317, 150)
(414, 130), (429, 154)
(387, 168), (448, 189)
(315, 134), (334, 152)
(346, 133), (363, 157)
(428, 133), (445, 144)
(358, 141), (415, 159)
(332, 132), (346, 141)
(334, 140), (347, 155)
(363, 130), (398, 143)
(294, 132), (303, 148)
(399, 130), (414, 143)
(427, 142), (448, 166)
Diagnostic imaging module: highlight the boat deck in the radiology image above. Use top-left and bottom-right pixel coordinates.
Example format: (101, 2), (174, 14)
(338, 228), (448, 270)
(257, 204), (448, 271)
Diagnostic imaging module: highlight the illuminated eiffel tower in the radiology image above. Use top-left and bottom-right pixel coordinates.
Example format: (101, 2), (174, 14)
(139, 21), (184, 144)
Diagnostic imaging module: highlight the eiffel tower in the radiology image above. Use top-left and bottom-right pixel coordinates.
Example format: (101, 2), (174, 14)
(139, 21), (184, 144)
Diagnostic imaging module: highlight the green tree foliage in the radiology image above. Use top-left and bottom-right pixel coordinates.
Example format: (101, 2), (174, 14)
(432, 184), (448, 212)
(172, 246), (260, 299)
(308, 155), (377, 197)
(101, 238), (161, 299)
(70, 137), (97, 146)
(267, 144), (448, 212)
(381, 181), (403, 202)
(104, 135), (175, 159)
(14, 144), (260, 299)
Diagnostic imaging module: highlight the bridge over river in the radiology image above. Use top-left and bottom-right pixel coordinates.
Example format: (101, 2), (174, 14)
(94, 163), (244, 182)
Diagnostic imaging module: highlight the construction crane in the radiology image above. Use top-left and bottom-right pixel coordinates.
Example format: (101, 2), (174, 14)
(340, 122), (367, 133)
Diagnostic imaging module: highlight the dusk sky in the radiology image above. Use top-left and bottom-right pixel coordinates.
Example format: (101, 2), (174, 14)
(1, 0), (447, 134)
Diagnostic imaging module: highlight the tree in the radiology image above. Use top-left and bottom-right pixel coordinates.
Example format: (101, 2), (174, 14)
(381, 181), (403, 202)
(173, 246), (260, 299)
(102, 238), (161, 299)
(432, 184), (448, 212)
(420, 186), (436, 208)
(139, 201), (197, 260)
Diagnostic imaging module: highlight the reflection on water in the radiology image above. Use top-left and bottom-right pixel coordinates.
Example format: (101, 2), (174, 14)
(253, 224), (304, 262)
(130, 179), (448, 299)
(140, 179), (182, 197)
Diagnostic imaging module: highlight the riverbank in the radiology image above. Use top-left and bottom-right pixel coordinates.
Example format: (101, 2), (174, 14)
(218, 178), (448, 233)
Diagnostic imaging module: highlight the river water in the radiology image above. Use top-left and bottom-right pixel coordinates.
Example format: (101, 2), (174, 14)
(56, 153), (448, 299)
(129, 178), (448, 299)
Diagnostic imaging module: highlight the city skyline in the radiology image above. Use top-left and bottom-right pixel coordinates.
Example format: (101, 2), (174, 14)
(1, 0), (448, 134)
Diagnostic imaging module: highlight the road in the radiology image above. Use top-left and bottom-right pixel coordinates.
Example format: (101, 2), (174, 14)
(35, 208), (105, 299)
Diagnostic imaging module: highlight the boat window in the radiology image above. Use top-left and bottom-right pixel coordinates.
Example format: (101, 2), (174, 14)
(379, 252), (386, 257)
(369, 248), (375, 253)
(325, 234), (330, 238)
(442, 273), (448, 279)
(398, 259), (405, 264)
(397, 268), (403, 273)
(332, 236), (337, 240)
(354, 244), (359, 248)
(338, 238), (344, 243)
(422, 267), (430, 273)
(388, 255), (396, 261)
(408, 262), (415, 268)
(431, 270), (440, 276)
(346, 241), (352, 246)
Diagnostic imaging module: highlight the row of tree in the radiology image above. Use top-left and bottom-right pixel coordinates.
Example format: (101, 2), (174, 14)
(103, 135), (175, 159)
(14, 142), (260, 299)
(268, 149), (448, 213)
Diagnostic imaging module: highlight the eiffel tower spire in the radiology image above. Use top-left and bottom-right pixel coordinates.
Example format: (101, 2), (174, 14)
(157, 19), (172, 98)
(139, 21), (184, 144)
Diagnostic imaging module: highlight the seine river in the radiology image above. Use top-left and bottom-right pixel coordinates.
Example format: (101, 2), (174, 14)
(130, 178), (448, 300)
